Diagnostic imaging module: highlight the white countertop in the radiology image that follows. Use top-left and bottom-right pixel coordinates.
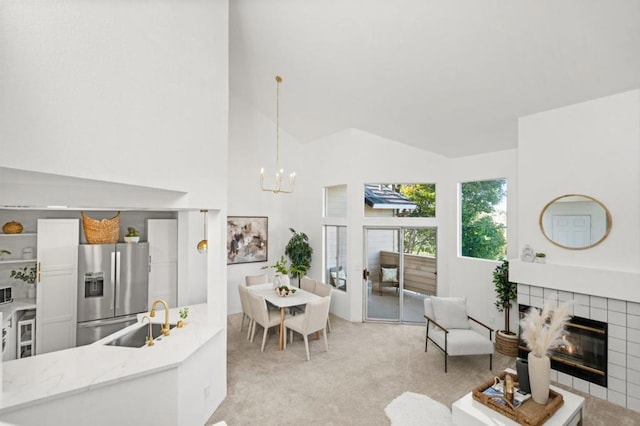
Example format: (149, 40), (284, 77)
(0, 303), (223, 414)
(0, 298), (37, 320)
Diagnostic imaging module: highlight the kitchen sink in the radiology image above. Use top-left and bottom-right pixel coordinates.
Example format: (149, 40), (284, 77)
(104, 323), (177, 348)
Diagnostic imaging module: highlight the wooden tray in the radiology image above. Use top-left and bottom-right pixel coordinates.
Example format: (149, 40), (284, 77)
(472, 371), (564, 426)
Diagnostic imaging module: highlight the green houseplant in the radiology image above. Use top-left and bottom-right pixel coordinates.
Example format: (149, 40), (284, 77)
(125, 226), (141, 243)
(262, 255), (291, 287)
(493, 260), (518, 356)
(284, 228), (312, 286)
(11, 266), (37, 298)
(0, 249), (10, 260)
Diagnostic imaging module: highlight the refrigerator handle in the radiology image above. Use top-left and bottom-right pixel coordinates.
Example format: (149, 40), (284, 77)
(114, 250), (121, 311)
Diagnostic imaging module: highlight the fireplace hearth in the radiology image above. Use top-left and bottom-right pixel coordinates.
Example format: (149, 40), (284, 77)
(519, 304), (608, 387)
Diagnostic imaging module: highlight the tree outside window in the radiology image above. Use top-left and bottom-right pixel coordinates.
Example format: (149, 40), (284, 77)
(460, 179), (507, 261)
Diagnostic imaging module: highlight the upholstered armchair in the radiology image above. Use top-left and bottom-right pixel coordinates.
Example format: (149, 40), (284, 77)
(424, 296), (494, 372)
(329, 267), (347, 290)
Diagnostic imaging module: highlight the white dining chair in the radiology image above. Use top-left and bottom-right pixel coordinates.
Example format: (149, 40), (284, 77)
(313, 281), (333, 332)
(238, 284), (254, 340)
(245, 273), (269, 286)
(300, 276), (316, 293)
(291, 276), (317, 316)
(283, 296), (331, 361)
(248, 291), (281, 352)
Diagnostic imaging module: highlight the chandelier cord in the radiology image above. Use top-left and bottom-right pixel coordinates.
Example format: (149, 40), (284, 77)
(275, 75), (281, 171)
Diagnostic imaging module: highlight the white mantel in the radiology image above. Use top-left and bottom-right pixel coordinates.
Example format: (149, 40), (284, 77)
(509, 259), (640, 304)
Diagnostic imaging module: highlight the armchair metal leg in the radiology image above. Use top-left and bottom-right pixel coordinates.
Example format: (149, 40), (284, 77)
(489, 354), (493, 370)
(425, 328), (429, 352)
(444, 334), (448, 373)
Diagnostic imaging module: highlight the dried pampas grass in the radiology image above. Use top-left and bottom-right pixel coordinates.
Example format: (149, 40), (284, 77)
(520, 301), (573, 357)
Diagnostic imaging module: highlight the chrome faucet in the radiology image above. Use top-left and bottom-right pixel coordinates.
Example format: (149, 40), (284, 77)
(150, 299), (171, 336)
(141, 315), (154, 346)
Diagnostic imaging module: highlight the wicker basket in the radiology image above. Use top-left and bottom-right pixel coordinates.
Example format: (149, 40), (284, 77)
(81, 212), (120, 244)
(495, 331), (519, 357)
(2, 221), (24, 234)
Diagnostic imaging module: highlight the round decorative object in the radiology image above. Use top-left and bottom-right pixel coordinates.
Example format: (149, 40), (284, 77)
(520, 245), (535, 262)
(528, 352), (551, 405)
(124, 236), (140, 243)
(539, 194), (612, 250)
(274, 286), (297, 297)
(3, 221), (23, 234)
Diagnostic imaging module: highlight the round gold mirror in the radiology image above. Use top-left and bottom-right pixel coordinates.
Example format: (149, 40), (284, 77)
(539, 194), (612, 250)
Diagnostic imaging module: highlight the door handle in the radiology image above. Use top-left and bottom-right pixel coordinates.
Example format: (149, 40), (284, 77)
(37, 262), (41, 283)
(363, 269), (369, 279)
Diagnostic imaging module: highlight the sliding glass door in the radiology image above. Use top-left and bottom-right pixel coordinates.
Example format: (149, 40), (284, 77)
(364, 227), (437, 323)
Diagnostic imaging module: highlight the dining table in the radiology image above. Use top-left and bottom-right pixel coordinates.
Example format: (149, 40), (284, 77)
(248, 283), (322, 350)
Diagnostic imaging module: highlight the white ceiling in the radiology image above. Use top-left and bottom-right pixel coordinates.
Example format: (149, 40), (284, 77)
(230, 0), (640, 158)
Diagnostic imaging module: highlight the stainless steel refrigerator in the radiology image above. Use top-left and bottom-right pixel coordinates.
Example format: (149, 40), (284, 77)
(76, 243), (150, 346)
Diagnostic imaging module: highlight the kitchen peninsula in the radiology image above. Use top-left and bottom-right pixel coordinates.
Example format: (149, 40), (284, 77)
(0, 304), (226, 426)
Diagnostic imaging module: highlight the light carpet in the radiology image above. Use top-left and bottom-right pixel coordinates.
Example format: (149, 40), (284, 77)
(385, 391), (452, 426)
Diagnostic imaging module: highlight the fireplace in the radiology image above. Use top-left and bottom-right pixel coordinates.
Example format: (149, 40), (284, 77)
(519, 304), (608, 387)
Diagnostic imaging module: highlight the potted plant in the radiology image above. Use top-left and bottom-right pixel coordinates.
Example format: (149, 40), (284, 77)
(178, 307), (189, 328)
(534, 252), (546, 264)
(284, 228), (312, 286)
(11, 266), (37, 298)
(124, 227), (141, 243)
(0, 249), (10, 260)
(262, 255), (291, 288)
(493, 260), (519, 356)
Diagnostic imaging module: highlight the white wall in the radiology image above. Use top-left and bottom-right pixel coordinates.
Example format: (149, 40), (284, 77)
(226, 95), (520, 328)
(226, 94), (301, 314)
(0, 0), (229, 209)
(518, 90), (640, 272)
(447, 150), (519, 330)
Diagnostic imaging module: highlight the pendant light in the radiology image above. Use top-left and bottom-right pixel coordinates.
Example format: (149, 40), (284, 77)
(260, 75), (296, 194)
(197, 210), (208, 253)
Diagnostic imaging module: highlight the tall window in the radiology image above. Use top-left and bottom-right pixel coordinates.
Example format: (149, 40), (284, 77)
(325, 185), (347, 218)
(460, 179), (507, 260)
(325, 225), (347, 291)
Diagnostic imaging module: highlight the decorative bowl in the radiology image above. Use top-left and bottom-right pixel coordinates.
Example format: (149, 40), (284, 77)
(275, 286), (297, 297)
(3, 221), (23, 234)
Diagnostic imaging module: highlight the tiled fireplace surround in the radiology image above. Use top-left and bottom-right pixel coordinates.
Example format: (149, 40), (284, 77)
(514, 263), (640, 414)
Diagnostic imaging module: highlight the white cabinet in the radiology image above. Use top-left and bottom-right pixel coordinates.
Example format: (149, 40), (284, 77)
(2, 311), (17, 361)
(17, 310), (35, 358)
(36, 219), (79, 355)
(147, 219), (178, 308)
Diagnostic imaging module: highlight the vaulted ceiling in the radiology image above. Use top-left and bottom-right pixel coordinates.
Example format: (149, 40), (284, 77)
(230, 1), (640, 158)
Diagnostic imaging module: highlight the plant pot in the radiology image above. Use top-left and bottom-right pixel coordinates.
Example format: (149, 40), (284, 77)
(528, 352), (551, 404)
(534, 256), (546, 264)
(124, 236), (140, 243)
(274, 274), (290, 288)
(26, 284), (36, 299)
(495, 330), (519, 357)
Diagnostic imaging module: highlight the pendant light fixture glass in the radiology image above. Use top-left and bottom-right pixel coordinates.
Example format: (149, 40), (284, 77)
(197, 209), (208, 253)
(260, 75), (296, 194)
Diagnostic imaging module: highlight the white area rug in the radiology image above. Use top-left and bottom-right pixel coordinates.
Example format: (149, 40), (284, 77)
(385, 391), (453, 426)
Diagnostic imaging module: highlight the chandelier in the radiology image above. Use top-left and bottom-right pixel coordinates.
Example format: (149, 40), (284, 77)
(260, 75), (295, 194)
